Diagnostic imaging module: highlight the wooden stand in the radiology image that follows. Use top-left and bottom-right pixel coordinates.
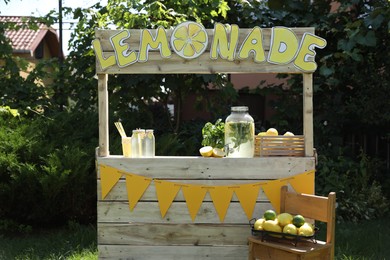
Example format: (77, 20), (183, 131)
(96, 27), (316, 259)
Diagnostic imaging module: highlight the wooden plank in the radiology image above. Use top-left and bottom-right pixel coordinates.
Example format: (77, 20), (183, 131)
(97, 179), (270, 201)
(303, 73), (314, 156)
(98, 223), (251, 246)
(98, 244), (249, 260)
(97, 201), (270, 224)
(97, 74), (109, 157)
(96, 156), (315, 179)
(96, 52), (303, 74)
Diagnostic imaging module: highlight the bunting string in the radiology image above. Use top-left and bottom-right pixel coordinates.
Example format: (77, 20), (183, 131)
(99, 164), (315, 222)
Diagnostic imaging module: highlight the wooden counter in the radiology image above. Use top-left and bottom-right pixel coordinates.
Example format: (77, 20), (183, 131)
(97, 156), (315, 259)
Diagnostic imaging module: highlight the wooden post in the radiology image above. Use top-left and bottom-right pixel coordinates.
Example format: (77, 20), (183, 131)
(98, 73), (109, 157)
(303, 73), (314, 157)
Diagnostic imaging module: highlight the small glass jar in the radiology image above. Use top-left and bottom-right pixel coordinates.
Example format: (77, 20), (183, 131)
(131, 129), (145, 158)
(143, 129), (155, 157)
(225, 106), (255, 158)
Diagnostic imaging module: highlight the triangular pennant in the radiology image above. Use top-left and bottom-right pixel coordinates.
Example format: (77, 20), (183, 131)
(262, 179), (287, 214)
(208, 186), (234, 222)
(233, 182), (262, 220)
(125, 173), (152, 211)
(100, 164), (122, 199)
(288, 170), (315, 195)
(155, 180), (181, 218)
(182, 184), (208, 221)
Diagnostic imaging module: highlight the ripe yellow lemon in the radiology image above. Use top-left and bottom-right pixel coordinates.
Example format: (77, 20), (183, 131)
(283, 223), (298, 236)
(262, 220), (282, 233)
(277, 212), (293, 227)
(263, 209), (277, 221)
(257, 132), (267, 136)
(254, 218), (265, 231)
(212, 148), (225, 158)
(199, 146), (213, 157)
(298, 223), (314, 236)
(283, 131), (294, 136)
(171, 21), (208, 59)
(266, 128), (278, 136)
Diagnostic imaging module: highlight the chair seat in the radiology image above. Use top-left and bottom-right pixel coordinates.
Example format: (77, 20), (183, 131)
(248, 236), (332, 259)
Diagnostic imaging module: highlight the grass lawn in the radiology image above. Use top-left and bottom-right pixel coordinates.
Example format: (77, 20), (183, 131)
(0, 217), (389, 259)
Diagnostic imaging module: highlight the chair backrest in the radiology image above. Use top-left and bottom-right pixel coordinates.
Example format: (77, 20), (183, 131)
(280, 186), (336, 247)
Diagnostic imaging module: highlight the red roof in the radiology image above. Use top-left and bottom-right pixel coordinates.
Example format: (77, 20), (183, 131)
(0, 16), (62, 58)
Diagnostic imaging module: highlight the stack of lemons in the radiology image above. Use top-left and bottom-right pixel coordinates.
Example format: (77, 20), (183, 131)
(258, 128), (295, 137)
(199, 146), (225, 158)
(253, 209), (314, 237)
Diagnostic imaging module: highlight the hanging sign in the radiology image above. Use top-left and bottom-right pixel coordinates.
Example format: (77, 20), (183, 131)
(93, 21), (327, 73)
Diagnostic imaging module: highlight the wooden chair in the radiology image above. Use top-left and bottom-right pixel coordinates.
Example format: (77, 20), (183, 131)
(248, 186), (336, 260)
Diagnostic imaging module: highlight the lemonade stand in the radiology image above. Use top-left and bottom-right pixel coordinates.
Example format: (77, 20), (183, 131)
(94, 22), (326, 259)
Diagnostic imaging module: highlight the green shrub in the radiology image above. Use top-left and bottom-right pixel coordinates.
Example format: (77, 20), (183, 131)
(316, 150), (389, 223)
(0, 110), (98, 230)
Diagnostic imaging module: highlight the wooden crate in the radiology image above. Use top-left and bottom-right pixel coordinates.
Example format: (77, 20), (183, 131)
(97, 156), (315, 260)
(255, 135), (305, 157)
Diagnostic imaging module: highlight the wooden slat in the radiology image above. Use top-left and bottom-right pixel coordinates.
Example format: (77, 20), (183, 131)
(96, 156), (315, 179)
(98, 223), (251, 246)
(97, 52), (303, 74)
(98, 245), (249, 260)
(283, 193), (329, 222)
(97, 74), (109, 156)
(97, 201), (270, 224)
(303, 73), (314, 156)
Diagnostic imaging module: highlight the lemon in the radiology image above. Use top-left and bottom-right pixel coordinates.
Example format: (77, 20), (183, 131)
(171, 21), (208, 59)
(257, 132), (267, 136)
(283, 131), (294, 136)
(199, 146), (213, 157)
(292, 214), (306, 228)
(262, 220), (282, 233)
(212, 147), (225, 158)
(254, 218), (265, 231)
(298, 223), (314, 236)
(283, 223), (298, 236)
(263, 209), (277, 221)
(266, 128), (278, 136)
(277, 212), (293, 227)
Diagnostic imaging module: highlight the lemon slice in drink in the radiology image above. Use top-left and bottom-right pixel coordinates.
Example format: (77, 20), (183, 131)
(171, 21), (208, 59)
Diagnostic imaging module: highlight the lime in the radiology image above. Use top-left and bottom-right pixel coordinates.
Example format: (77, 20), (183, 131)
(292, 214), (306, 228)
(277, 212), (293, 227)
(263, 209), (277, 221)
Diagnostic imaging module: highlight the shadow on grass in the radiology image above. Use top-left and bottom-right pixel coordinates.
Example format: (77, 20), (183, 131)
(0, 222), (97, 260)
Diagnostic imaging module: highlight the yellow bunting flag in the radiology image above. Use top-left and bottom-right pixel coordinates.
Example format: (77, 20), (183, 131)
(288, 170), (315, 195)
(262, 179), (287, 213)
(208, 186), (234, 222)
(125, 173), (152, 211)
(99, 164), (122, 199)
(182, 184), (208, 221)
(233, 182), (262, 220)
(155, 180), (181, 218)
